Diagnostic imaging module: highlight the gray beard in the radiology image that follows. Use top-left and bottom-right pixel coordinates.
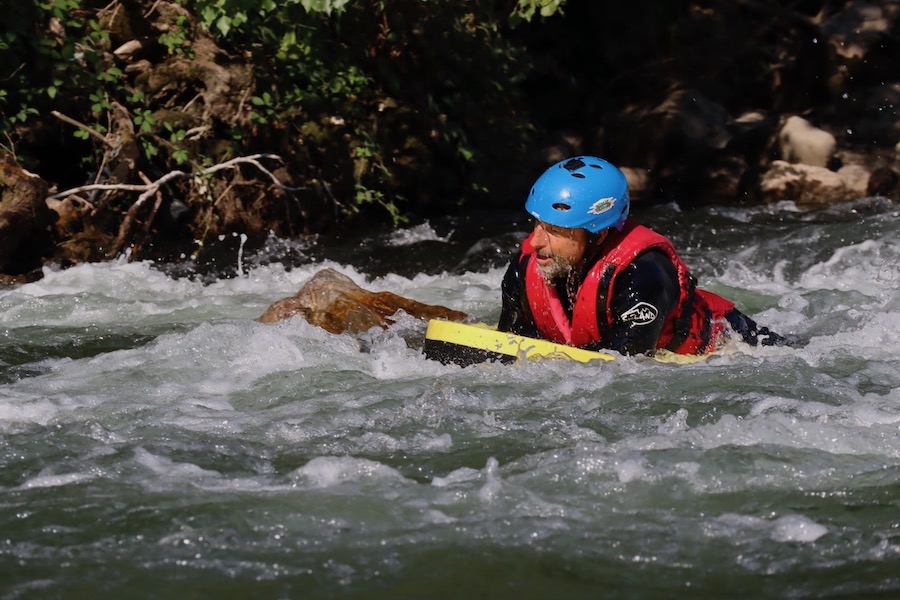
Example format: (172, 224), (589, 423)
(536, 255), (574, 284)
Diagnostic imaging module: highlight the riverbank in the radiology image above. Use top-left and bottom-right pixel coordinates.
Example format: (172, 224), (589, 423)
(1, 1), (898, 281)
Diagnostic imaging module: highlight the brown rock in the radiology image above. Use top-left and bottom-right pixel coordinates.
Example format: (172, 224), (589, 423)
(778, 116), (836, 168)
(759, 160), (867, 206)
(620, 167), (650, 197)
(822, 1), (900, 101)
(258, 268), (468, 334)
(0, 154), (54, 274)
(113, 39), (145, 60)
(46, 196), (92, 236)
(836, 164), (870, 196)
(867, 167), (900, 199)
(0, 273), (32, 286)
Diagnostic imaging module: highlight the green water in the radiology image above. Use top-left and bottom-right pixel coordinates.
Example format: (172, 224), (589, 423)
(1, 202), (899, 598)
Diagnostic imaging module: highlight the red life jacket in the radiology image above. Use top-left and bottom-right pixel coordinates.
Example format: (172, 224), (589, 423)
(521, 220), (735, 355)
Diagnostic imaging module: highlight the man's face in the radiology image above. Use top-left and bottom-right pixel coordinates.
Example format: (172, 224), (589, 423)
(529, 221), (590, 283)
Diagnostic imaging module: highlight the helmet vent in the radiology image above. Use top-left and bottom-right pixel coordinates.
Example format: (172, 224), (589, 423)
(552, 203), (572, 211)
(562, 158), (586, 171)
(570, 173), (586, 178)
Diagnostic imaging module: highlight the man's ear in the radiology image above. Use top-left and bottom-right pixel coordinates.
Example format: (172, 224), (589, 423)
(590, 229), (610, 246)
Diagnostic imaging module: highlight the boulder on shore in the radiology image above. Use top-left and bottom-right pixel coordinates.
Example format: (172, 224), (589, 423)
(778, 115), (837, 169)
(0, 155), (54, 276)
(759, 160), (870, 206)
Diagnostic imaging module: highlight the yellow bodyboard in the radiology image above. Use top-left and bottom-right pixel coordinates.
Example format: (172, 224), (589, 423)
(423, 320), (703, 366)
(424, 319), (613, 365)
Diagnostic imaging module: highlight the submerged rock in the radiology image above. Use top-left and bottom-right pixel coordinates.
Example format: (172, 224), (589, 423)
(258, 267), (468, 333)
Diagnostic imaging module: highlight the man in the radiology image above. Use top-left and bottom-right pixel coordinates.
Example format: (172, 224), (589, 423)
(498, 156), (790, 356)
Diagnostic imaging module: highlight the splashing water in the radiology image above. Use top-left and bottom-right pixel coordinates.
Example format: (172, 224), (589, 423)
(1, 202), (898, 599)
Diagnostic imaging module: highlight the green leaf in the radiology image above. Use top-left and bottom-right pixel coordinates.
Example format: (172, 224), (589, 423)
(301, 0), (351, 15)
(199, 6), (217, 29)
(216, 15), (232, 37)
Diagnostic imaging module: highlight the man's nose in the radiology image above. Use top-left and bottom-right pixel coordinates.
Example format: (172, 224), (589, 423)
(531, 223), (549, 247)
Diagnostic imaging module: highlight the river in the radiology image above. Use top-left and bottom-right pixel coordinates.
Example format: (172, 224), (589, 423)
(1, 199), (898, 599)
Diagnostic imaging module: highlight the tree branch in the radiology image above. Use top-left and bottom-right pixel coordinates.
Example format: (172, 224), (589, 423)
(48, 154), (304, 258)
(51, 111), (114, 147)
(49, 154), (303, 201)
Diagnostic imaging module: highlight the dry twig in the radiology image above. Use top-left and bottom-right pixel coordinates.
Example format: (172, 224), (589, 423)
(50, 111), (113, 147)
(50, 153), (301, 203)
(49, 153), (303, 258)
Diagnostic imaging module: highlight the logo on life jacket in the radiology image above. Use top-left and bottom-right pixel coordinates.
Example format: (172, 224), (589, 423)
(620, 302), (659, 327)
(588, 197), (615, 215)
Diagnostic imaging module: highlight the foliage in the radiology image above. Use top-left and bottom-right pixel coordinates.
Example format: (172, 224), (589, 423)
(512, 0), (566, 22)
(184, 0), (536, 221)
(1, 0), (538, 235)
(1, 1), (98, 133)
(0, 1), (178, 174)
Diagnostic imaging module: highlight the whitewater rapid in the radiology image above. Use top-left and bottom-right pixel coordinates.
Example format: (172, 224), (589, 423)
(1, 201), (898, 599)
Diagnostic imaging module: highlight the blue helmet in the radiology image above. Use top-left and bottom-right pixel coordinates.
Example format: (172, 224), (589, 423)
(525, 156), (630, 233)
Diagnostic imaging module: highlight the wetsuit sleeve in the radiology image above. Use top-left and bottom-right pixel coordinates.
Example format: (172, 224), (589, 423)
(497, 255), (539, 337)
(597, 249), (681, 355)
